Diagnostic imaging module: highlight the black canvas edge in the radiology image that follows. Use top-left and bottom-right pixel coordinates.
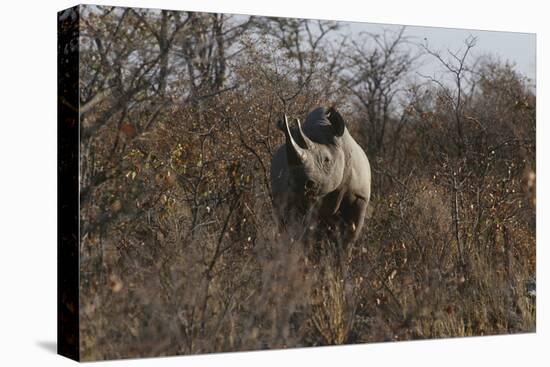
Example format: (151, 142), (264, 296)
(58, 5), (80, 362)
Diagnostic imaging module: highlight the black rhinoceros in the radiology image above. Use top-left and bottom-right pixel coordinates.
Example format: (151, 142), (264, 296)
(270, 106), (371, 247)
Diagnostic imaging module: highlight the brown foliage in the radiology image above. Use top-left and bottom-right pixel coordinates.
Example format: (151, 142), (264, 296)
(77, 6), (535, 360)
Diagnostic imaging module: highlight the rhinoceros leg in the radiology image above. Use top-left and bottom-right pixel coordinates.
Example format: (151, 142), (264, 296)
(339, 196), (368, 256)
(319, 196), (367, 275)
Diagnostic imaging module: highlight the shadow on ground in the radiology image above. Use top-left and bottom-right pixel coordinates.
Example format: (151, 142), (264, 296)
(36, 340), (57, 354)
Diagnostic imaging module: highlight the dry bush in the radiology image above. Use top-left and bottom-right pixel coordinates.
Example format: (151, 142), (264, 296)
(77, 6), (535, 360)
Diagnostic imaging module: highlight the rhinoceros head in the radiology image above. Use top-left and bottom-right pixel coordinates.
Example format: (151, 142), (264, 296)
(278, 107), (347, 201)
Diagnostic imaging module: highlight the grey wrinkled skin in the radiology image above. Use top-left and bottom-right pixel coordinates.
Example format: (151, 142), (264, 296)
(270, 107), (371, 248)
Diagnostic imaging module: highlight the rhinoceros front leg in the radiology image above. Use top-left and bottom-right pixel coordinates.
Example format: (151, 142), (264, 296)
(341, 196), (368, 252)
(325, 196), (368, 274)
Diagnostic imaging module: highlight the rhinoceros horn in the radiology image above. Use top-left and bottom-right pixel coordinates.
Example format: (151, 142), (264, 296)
(281, 114), (307, 164)
(295, 118), (313, 149)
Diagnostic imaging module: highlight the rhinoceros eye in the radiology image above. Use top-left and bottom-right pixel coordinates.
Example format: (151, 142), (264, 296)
(304, 179), (315, 190)
(321, 156), (331, 169)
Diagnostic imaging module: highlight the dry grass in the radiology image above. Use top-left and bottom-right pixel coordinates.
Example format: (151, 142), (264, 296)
(76, 7), (535, 361)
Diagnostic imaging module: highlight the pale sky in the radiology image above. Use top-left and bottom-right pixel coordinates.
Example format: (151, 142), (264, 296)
(345, 21), (536, 83)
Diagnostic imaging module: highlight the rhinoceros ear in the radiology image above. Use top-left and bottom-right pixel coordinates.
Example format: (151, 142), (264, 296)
(327, 107), (346, 137)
